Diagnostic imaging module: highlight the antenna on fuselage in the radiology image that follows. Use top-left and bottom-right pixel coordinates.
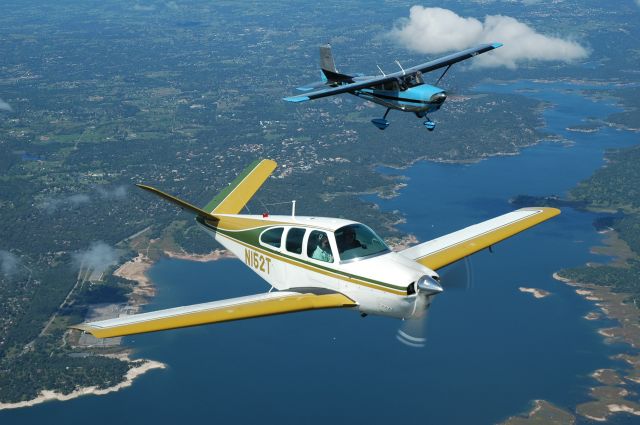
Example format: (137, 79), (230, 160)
(376, 65), (386, 76)
(394, 60), (406, 75)
(291, 200), (296, 217)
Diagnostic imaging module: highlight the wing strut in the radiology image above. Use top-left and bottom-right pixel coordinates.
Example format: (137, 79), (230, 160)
(435, 64), (452, 86)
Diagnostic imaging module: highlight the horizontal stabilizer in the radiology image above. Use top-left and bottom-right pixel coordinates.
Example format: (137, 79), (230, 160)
(137, 184), (215, 219)
(400, 207), (560, 271)
(71, 291), (356, 338)
(283, 95), (310, 103)
(296, 80), (329, 91)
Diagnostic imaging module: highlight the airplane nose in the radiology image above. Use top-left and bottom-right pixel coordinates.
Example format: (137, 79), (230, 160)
(416, 275), (443, 296)
(429, 92), (447, 104)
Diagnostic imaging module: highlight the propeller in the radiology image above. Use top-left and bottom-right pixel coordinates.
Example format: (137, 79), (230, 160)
(396, 275), (443, 348)
(396, 259), (473, 348)
(440, 257), (474, 291)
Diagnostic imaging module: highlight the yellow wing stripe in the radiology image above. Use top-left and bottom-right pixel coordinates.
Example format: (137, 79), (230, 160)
(210, 159), (277, 214)
(416, 207), (560, 271)
(72, 292), (355, 338)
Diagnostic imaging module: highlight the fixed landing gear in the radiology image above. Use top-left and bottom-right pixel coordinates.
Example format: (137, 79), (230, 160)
(371, 108), (391, 130)
(423, 119), (436, 131)
(416, 111), (435, 131)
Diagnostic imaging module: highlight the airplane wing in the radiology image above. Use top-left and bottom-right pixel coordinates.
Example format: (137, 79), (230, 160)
(71, 291), (356, 338)
(283, 43), (501, 103)
(399, 207), (560, 271)
(403, 43), (502, 76)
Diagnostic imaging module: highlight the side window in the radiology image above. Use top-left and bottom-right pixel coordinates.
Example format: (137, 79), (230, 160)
(285, 228), (306, 254)
(306, 230), (334, 263)
(260, 227), (284, 248)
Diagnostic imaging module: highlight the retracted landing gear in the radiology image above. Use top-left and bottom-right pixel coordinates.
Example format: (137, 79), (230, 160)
(371, 108), (391, 130)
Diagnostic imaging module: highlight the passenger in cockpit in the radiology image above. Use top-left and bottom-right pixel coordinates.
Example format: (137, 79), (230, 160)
(311, 233), (333, 263)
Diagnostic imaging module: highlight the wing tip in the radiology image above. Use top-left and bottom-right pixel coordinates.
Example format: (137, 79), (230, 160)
(69, 323), (94, 335)
(260, 158), (278, 170)
(492, 42), (503, 49)
(518, 206), (561, 222)
(283, 96), (310, 103)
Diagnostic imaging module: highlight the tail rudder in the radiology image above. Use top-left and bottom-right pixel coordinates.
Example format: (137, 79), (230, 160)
(319, 44), (353, 84)
(320, 44), (338, 74)
(137, 159), (277, 219)
(204, 159), (277, 214)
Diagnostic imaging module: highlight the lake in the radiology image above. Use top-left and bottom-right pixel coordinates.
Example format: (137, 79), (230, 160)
(4, 80), (638, 424)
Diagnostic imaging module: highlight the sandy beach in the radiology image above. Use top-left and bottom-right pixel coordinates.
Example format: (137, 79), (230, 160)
(163, 248), (235, 262)
(114, 253), (155, 299)
(0, 358), (165, 410)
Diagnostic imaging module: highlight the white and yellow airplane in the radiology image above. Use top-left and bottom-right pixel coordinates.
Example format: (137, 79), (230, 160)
(72, 159), (559, 344)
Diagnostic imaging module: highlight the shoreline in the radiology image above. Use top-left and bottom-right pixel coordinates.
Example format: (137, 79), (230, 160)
(552, 272), (640, 421)
(0, 356), (165, 411)
(0, 248), (233, 411)
(163, 248), (235, 262)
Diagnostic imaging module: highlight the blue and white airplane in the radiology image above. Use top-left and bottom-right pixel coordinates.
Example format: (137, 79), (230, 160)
(284, 43), (502, 131)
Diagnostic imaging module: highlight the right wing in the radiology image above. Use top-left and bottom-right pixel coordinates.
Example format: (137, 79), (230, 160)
(400, 207), (560, 271)
(403, 43), (502, 76)
(71, 291), (356, 338)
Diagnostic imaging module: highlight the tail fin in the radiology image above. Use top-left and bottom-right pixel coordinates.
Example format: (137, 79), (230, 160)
(137, 159), (277, 218)
(203, 159), (277, 214)
(320, 44), (338, 74)
(319, 44), (353, 84)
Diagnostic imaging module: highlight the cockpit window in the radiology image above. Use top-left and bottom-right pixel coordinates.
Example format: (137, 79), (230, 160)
(260, 227), (284, 248)
(335, 224), (389, 261)
(285, 227), (306, 255)
(406, 72), (424, 88)
(307, 230), (334, 263)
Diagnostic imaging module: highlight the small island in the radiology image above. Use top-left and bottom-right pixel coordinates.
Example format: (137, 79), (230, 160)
(518, 287), (551, 299)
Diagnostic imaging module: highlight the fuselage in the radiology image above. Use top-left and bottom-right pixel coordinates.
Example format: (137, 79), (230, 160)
(349, 72), (447, 114)
(356, 84), (446, 114)
(196, 213), (439, 320)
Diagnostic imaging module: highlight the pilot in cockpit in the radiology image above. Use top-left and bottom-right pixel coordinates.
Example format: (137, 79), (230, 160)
(337, 227), (362, 254)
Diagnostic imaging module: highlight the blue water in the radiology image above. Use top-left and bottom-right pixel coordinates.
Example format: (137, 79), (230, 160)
(4, 81), (639, 424)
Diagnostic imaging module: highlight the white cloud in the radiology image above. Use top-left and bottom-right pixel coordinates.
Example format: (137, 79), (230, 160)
(387, 6), (588, 69)
(39, 186), (127, 212)
(0, 98), (12, 112)
(0, 250), (19, 277)
(72, 242), (119, 271)
(40, 193), (90, 211)
(96, 185), (128, 200)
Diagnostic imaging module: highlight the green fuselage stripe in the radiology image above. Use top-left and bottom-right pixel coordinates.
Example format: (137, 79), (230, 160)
(202, 222), (407, 293)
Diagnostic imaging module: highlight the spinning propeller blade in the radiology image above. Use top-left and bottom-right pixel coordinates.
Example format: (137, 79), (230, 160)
(440, 257), (474, 291)
(396, 276), (442, 348)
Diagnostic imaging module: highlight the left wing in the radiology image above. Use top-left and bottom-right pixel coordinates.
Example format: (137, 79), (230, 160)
(399, 207), (559, 271)
(71, 291), (356, 338)
(283, 43), (502, 103)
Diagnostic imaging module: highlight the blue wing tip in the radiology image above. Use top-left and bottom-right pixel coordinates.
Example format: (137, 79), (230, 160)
(492, 42), (503, 49)
(283, 96), (310, 103)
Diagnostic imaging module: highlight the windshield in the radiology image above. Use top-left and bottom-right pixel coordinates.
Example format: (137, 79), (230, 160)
(335, 224), (389, 261)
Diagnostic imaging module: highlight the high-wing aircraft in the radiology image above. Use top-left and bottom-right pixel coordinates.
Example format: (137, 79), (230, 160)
(284, 43), (502, 131)
(72, 159), (559, 346)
